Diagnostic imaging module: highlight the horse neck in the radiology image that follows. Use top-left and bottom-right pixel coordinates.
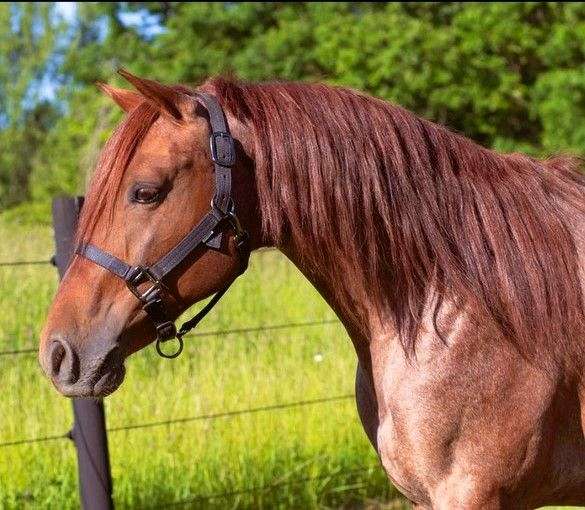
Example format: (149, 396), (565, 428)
(226, 126), (378, 368)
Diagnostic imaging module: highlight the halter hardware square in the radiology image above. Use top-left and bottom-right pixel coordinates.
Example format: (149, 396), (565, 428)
(125, 266), (162, 302)
(210, 132), (235, 167)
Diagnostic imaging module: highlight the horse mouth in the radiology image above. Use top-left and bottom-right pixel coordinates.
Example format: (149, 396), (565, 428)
(84, 343), (127, 397)
(92, 364), (126, 397)
(52, 364), (126, 399)
(47, 345), (128, 399)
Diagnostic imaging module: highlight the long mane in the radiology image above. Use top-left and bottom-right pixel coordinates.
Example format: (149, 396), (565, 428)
(211, 78), (585, 363)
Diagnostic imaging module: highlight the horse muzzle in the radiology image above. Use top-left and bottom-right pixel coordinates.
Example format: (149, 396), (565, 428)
(40, 336), (126, 398)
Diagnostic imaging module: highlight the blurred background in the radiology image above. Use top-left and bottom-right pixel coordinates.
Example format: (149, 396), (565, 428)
(1, 2), (584, 509)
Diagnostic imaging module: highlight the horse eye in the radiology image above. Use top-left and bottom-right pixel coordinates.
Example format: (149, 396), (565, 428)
(132, 186), (161, 204)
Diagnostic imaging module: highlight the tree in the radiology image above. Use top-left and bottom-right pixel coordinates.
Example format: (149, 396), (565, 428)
(154, 2), (585, 155)
(3, 2), (585, 212)
(0, 3), (62, 207)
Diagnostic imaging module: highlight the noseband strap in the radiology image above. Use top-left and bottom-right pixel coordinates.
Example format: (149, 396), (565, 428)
(76, 92), (249, 359)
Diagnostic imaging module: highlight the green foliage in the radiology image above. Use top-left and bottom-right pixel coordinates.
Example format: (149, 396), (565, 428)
(155, 2), (585, 153)
(0, 3), (59, 124)
(0, 199), (52, 225)
(29, 88), (123, 205)
(1, 2), (585, 209)
(60, 3), (153, 83)
(0, 3), (62, 207)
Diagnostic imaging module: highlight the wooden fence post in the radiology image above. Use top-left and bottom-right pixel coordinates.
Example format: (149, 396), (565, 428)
(52, 196), (114, 510)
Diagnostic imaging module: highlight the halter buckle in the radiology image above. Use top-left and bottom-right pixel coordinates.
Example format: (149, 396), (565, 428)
(209, 199), (248, 249)
(226, 208), (248, 249)
(210, 132), (235, 167)
(125, 266), (162, 302)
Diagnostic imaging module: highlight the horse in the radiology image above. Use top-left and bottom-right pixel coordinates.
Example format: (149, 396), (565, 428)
(39, 70), (585, 509)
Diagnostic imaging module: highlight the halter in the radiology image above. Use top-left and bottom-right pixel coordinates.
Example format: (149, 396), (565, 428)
(76, 92), (249, 359)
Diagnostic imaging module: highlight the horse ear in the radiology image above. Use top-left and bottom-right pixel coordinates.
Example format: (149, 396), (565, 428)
(117, 68), (192, 121)
(96, 83), (143, 112)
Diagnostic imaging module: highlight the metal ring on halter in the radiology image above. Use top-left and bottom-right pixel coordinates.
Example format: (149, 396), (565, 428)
(155, 335), (184, 359)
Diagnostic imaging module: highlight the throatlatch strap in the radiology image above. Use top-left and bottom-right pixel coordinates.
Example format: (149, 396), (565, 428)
(177, 286), (229, 337)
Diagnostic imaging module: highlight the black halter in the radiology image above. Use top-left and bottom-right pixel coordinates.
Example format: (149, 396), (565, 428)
(76, 92), (249, 359)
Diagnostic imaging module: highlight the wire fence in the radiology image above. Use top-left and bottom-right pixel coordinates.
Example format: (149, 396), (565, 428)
(147, 465), (377, 509)
(0, 431), (69, 448)
(1, 250), (379, 507)
(0, 346), (38, 356)
(0, 319), (341, 357)
(0, 394), (353, 449)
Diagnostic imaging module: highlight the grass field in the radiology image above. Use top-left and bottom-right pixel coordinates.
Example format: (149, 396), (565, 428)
(0, 215), (582, 510)
(0, 214), (405, 509)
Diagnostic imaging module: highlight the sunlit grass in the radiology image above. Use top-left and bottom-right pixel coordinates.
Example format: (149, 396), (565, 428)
(1, 217), (582, 510)
(0, 217), (404, 509)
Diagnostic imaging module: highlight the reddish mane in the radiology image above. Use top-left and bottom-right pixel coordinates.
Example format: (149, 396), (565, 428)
(211, 78), (584, 362)
(79, 76), (585, 363)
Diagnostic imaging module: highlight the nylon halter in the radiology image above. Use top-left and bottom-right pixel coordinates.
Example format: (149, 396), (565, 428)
(76, 92), (249, 358)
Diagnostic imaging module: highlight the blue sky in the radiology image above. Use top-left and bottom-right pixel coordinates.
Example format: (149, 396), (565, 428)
(56, 2), (164, 35)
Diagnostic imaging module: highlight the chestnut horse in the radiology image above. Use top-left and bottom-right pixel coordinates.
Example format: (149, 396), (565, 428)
(40, 71), (585, 509)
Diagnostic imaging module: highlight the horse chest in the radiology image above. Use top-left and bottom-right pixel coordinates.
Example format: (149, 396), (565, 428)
(370, 334), (459, 505)
(366, 325), (585, 508)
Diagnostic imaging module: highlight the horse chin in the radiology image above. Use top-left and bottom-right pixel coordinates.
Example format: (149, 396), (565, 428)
(52, 361), (127, 399)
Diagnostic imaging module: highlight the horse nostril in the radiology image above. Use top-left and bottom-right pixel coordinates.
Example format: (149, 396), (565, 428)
(50, 341), (66, 375)
(48, 339), (80, 384)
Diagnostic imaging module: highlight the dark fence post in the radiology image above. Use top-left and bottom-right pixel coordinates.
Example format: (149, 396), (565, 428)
(52, 196), (114, 510)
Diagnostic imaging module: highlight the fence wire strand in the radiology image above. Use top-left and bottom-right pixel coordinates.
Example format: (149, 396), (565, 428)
(0, 347), (37, 357)
(0, 394), (353, 449)
(0, 259), (52, 267)
(0, 432), (68, 448)
(145, 465), (377, 509)
(185, 318), (339, 339)
(108, 394), (353, 433)
(0, 319), (340, 357)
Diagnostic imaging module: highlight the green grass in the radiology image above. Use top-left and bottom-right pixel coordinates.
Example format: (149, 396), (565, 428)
(0, 216), (405, 509)
(0, 216), (581, 510)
